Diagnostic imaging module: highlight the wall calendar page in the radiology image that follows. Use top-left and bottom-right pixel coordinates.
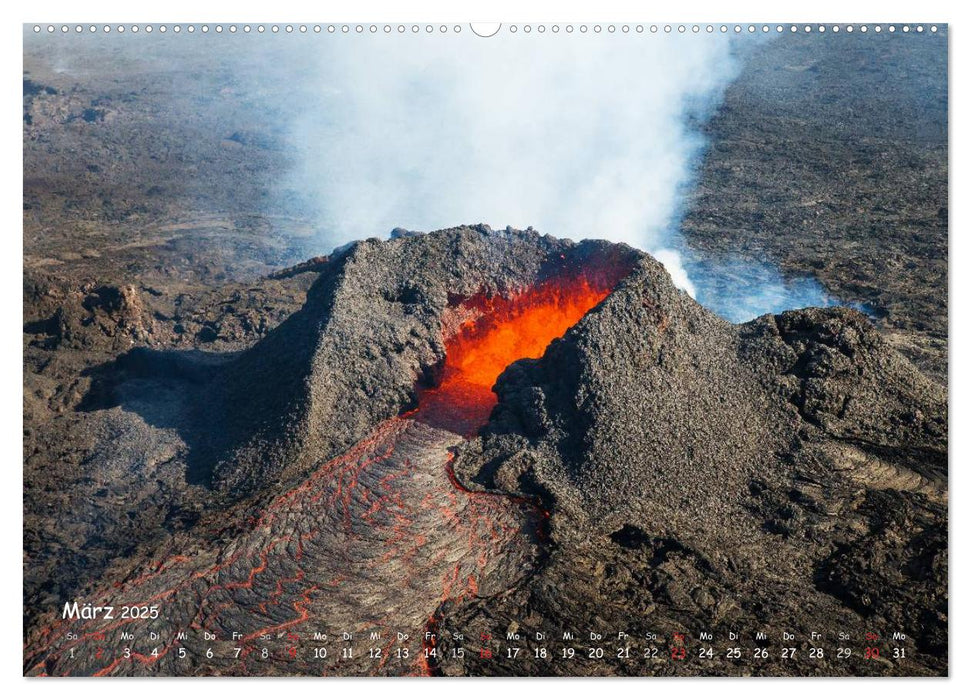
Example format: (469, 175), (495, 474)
(20, 8), (951, 684)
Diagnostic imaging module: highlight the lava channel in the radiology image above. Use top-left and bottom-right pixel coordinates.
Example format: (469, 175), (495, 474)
(25, 273), (616, 677)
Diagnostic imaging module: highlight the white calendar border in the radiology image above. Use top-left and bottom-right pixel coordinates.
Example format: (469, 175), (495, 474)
(2, 0), (965, 696)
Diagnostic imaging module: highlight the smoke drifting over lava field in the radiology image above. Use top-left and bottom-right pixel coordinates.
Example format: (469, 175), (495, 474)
(23, 27), (947, 677)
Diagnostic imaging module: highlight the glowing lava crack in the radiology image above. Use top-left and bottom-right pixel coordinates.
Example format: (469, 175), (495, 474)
(25, 275), (612, 677)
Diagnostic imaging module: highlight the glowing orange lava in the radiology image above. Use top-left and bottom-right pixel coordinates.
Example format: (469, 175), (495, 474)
(417, 276), (614, 432)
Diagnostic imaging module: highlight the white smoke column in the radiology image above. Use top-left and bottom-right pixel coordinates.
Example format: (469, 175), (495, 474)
(653, 248), (697, 297)
(286, 31), (740, 292)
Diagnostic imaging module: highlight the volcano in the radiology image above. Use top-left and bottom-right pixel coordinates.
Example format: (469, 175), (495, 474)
(23, 226), (946, 676)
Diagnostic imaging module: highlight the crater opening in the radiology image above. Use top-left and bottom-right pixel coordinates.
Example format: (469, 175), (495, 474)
(414, 259), (633, 434)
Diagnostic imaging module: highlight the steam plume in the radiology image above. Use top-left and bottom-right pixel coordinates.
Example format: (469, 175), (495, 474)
(284, 31), (740, 287)
(26, 29), (852, 322)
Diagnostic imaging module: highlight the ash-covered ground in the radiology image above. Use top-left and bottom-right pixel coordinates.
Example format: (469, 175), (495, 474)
(681, 30), (947, 383)
(23, 31), (947, 677)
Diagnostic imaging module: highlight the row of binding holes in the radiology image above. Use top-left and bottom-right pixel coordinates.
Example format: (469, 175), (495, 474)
(33, 24), (941, 34)
(33, 24), (463, 34)
(511, 24), (938, 34)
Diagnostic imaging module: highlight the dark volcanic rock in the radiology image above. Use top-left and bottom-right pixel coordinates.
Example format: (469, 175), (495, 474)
(444, 248), (946, 676)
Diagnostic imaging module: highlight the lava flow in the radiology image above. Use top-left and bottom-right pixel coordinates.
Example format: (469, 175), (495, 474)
(25, 273), (615, 677)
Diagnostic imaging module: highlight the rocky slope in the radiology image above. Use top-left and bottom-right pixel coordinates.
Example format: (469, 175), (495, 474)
(443, 248), (947, 676)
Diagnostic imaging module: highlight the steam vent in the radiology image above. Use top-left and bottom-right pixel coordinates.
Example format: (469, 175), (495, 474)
(24, 227), (946, 676)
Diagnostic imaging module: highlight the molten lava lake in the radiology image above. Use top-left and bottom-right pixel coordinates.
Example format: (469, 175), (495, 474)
(416, 276), (614, 433)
